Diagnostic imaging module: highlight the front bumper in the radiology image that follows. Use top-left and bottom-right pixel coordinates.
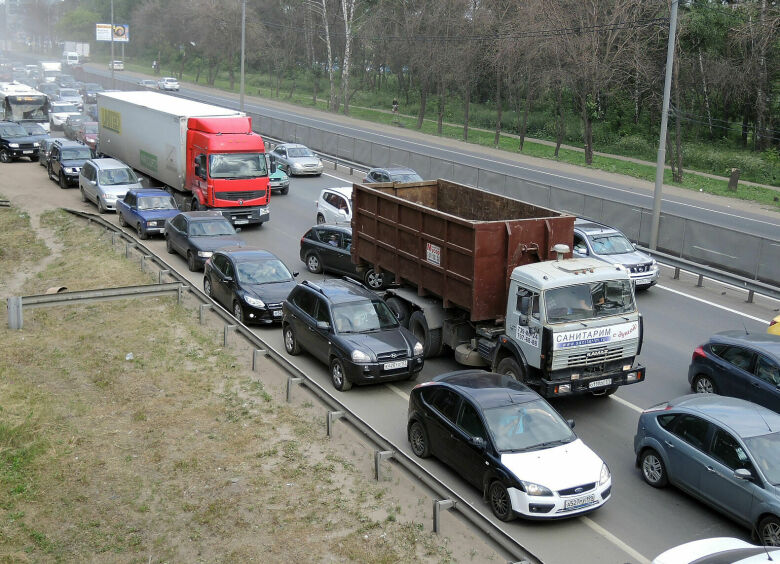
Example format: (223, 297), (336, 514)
(141, 219), (167, 234)
(270, 181), (290, 192)
(9, 147), (39, 158)
(290, 164), (323, 176)
(343, 356), (424, 385)
(218, 206), (270, 226)
(631, 268), (660, 288)
(240, 302), (284, 324)
(507, 479), (611, 519)
(540, 363), (646, 397)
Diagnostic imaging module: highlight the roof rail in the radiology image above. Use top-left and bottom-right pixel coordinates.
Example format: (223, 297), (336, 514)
(340, 276), (367, 289)
(301, 279), (324, 294)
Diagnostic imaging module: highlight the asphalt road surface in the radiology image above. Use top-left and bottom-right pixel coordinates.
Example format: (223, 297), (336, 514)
(3, 154), (778, 563)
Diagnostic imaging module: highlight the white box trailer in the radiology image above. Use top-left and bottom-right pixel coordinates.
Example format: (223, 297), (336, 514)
(96, 91), (247, 191)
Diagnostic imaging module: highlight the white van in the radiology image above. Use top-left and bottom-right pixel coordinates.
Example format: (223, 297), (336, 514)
(62, 52), (80, 67)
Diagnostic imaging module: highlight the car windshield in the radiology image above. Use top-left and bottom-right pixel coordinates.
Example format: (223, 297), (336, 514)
(98, 168), (137, 186)
(188, 219), (235, 237)
(137, 196), (177, 210)
(84, 123), (98, 134)
(61, 147), (93, 160)
(209, 153), (268, 179)
(0, 123), (28, 137)
(85, 83), (102, 91)
(589, 233), (635, 255)
(59, 89), (78, 96)
(21, 123), (47, 135)
(287, 147), (314, 158)
(236, 259), (292, 284)
(331, 299), (399, 333)
(545, 280), (635, 323)
(744, 432), (780, 485)
(164, 78), (177, 83)
(53, 104), (78, 113)
(389, 172), (423, 182)
(484, 399), (576, 453)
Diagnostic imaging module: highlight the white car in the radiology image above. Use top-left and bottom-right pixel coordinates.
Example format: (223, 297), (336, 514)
(157, 77), (180, 91)
(315, 186), (352, 225)
(48, 102), (81, 130)
(108, 60), (124, 71)
(653, 537), (780, 563)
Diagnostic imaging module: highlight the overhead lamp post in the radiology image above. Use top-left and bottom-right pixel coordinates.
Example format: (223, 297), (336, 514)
(110, 0), (115, 89)
(240, 0), (246, 111)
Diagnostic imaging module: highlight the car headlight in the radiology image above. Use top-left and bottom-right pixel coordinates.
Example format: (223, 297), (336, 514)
(8, 143), (19, 148)
(599, 463), (610, 485)
(197, 251), (213, 258)
(243, 295), (265, 308)
(651, 259), (657, 267)
(66, 167), (78, 174)
(33, 142), (40, 147)
(351, 349), (371, 363)
(521, 480), (553, 497)
(317, 159), (323, 167)
(413, 341), (423, 356)
(292, 162), (303, 170)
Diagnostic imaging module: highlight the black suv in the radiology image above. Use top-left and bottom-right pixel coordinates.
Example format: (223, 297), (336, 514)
(0, 121), (41, 163)
(47, 139), (92, 189)
(282, 278), (424, 391)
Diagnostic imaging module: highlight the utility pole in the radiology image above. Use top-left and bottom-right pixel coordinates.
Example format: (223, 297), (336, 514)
(650, 0), (679, 250)
(240, 0), (246, 111)
(110, 0), (115, 89)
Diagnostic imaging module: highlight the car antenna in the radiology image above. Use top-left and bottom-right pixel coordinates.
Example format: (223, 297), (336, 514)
(754, 521), (774, 561)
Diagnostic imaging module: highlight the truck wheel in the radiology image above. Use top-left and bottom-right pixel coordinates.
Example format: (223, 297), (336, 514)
(137, 223), (148, 240)
(497, 357), (525, 382)
(409, 310), (443, 358)
(386, 297), (411, 328)
(190, 198), (200, 211)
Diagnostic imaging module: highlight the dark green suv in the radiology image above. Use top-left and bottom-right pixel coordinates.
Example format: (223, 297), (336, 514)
(47, 139), (92, 189)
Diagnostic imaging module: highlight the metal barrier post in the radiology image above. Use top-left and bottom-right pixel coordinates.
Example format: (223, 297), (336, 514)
(7, 297), (22, 330)
(673, 267), (680, 280)
(223, 324), (236, 346)
(112, 232), (117, 246)
(177, 285), (183, 304)
(746, 290), (754, 304)
(326, 410), (345, 437)
(158, 269), (170, 283)
(141, 255), (150, 271)
(252, 349), (267, 370)
(286, 375), (303, 402)
(433, 499), (456, 533)
(125, 242), (133, 258)
(199, 303), (212, 323)
(697, 274), (704, 287)
(374, 450), (394, 481)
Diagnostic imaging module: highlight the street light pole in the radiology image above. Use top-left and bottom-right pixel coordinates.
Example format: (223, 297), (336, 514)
(110, 0), (115, 89)
(240, 0), (246, 112)
(649, 0), (679, 250)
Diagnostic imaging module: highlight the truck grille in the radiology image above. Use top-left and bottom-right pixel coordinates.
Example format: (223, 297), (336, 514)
(566, 346), (624, 367)
(215, 190), (266, 201)
(376, 350), (407, 362)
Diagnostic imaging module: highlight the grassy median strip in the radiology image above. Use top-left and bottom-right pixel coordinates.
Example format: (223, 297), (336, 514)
(0, 207), (474, 562)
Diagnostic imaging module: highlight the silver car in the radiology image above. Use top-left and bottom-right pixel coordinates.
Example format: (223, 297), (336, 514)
(157, 77), (180, 91)
(634, 394), (780, 546)
(573, 218), (659, 289)
(79, 158), (142, 213)
(270, 143), (323, 176)
(56, 88), (83, 111)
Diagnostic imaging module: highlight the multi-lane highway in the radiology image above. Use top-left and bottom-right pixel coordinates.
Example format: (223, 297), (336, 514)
(6, 138), (778, 562)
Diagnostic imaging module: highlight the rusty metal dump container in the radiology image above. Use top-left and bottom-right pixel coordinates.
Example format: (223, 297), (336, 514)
(352, 179), (574, 322)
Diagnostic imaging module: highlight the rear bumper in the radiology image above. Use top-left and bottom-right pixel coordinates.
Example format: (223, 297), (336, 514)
(539, 364), (646, 397)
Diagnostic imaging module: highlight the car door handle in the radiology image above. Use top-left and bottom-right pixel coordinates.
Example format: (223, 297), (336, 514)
(706, 465), (716, 473)
(751, 382), (760, 388)
(664, 440), (675, 448)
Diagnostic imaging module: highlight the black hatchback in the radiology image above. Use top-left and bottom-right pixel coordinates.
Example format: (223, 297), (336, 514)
(203, 247), (298, 324)
(282, 278), (424, 391)
(165, 211), (245, 271)
(688, 330), (780, 413)
(299, 224), (393, 290)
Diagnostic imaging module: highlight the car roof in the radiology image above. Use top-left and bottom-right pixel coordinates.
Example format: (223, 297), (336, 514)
(278, 143), (308, 149)
(710, 331), (780, 356)
(430, 370), (540, 410)
(89, 158), (131, 171)
(53, 138), (83, 146)
(215, 247), (278, 263)
(670, 394), (780, 438)
(300, 278), (376, 304)
(573, 218), (621, 235)
(129, 188), (171, 197)
(180, 211), (229, 221)
(321, 186), (352, 198)
(313, 223), (351, 234)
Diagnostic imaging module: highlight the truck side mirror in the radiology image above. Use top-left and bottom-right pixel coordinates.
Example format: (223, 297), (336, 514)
(266, 153), (276, 173)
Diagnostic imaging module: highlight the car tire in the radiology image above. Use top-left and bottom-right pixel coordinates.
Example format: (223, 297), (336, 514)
(316, 213), (326, 225)
(408, 421), (430, 458)
(165, 236), (175, 254)
(203, 276), (213, 297)
(137, 223), (148, 240)
(692, 374), (717, 394)
(489, 481), (516, 522)
(640, 449), (668, 488)
(280, 186), (289, 195)
(187, 251), (198, 272)
(364, 268), (386, 290)
(386, 296), (411, 328)
(330, 358), (352, 391)
(283, 325), (300, 355)
(758, 515), (780, 547)
(30, 156), (39, 163)
(59, 172), (67, 190)
(496, 357), (525, 382)
(0, 149), (12, 163)
(409, 310), (443, 359)
(97, 198), (106, 214)
(190, 198), (200, 212)
(233, 301), (244, 323)
(79, 187), (87, 202)
(305, 252), (323, 274)
(118, 212), (126, 227)
(47, 163), (54, 180)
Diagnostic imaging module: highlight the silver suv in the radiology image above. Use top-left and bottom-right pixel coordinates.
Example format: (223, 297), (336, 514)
(79, 158), (142, 213)
(573, 218), (659, 290)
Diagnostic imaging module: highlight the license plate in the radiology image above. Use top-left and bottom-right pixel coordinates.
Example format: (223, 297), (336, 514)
(383, 360), (407, 370)
(272, 309), (282, 318)
(23, 150), (33, 154)
(564, 494), (595, 509)
(234, 219), (248, 225)
(588, 378), (612, 389)
(635, 278), (651, 285)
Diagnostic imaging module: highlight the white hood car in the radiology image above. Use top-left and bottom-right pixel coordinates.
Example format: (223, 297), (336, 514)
(157, 77), (180, 91)
(49, 102), (81, 129)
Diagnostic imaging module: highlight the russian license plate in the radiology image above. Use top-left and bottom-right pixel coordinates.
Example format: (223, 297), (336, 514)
(272, 309), (282, 318)
(23, 150), (33, 154)
(234, 219), (249, 225)
(383, 360), (408, 370)
(636, 278), (651, 285)
(564, 494), (595, 509)
(588, 378), (612, 389)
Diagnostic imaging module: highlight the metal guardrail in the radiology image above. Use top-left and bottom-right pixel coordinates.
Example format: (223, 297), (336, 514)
(53, 208), (542, 564)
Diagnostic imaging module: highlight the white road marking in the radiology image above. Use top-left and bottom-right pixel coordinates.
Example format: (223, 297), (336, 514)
(610, 395), (644, 414)
(691, 246), (737, 259)
(581, 517), (652, 564)
(386, 383), (410, 401)
(656, 285), (771, 324)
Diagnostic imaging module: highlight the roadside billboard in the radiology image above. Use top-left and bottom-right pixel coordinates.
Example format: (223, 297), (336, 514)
(96, 24), (129, 42)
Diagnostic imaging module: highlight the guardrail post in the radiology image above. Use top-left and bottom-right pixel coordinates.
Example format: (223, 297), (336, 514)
(326, 410), (345, 437)
(177, 285), (184, 304)
(7, 297), (22, 330)
(433, 499), (456, 534)
(673, 267), (680, 280)
(746, 290), (754, 304)
(223, 324), (236, 346)
(158, 269), (170, 283)
(199, 303), (212, 323)
(286, 375), (303, 402)
(696, 274), (704, 287)
(125, 242), (133, 258)
(112, 232), (117, 246)
(374, 450), (394, 481)
(141, 255), (150, 272)
(252, 348), (267, 370)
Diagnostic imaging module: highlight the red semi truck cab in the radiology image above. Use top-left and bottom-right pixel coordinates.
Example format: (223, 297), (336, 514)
(186, 116), (270, 226)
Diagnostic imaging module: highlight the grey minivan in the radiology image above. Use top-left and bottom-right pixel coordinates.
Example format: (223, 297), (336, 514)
(79, 158), (142, 213)
(634, 394), (780, 546)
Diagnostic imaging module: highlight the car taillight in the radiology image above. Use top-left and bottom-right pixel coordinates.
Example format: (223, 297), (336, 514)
(692, 346), (707, 362)
(642, 402), (670, 414)
(771, 320), (778, 328)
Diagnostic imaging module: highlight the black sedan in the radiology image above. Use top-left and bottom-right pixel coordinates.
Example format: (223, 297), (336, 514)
(688, 330), (780, 413)
(203, 248), (298, 324)
(165, 211), (245, 271)
(299, 224), (393, 290)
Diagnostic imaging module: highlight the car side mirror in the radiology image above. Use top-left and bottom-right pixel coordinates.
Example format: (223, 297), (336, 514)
(469, 436), (486, 451)
(567, 419), (576, 429)
(223, 275), (233, 283)
(316, 320), (330, 330)
(734, 468), (753, 481)
(293, 271), (299, 277)
(338, 209), (348, 217)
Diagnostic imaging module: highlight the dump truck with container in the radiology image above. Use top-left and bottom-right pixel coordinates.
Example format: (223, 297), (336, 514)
(351, 179), (646, 398)
(96, 91), (271, 226)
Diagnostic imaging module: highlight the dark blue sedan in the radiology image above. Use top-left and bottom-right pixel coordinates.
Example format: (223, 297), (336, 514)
(165, 211), (245, 271)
